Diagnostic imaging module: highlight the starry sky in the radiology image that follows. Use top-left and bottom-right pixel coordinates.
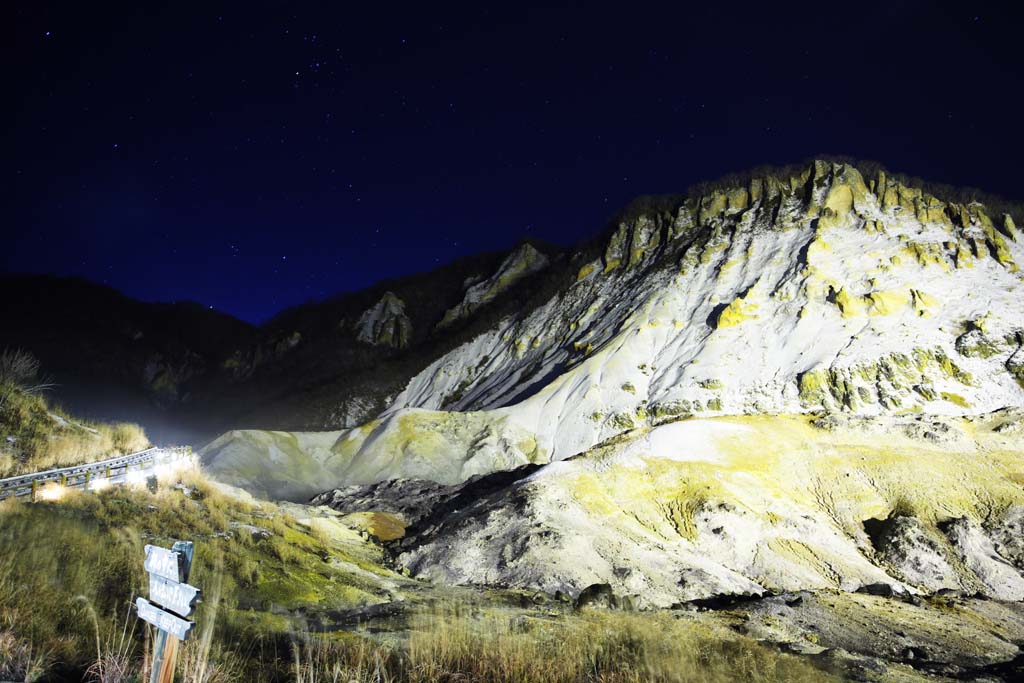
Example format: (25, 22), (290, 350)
(7, 1), (1024, 324)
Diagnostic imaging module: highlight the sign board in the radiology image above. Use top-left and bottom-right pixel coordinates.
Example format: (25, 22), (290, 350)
(136, 597), (194, 641)
(149, 573), (201, 618)
(144, 544), (185, 582)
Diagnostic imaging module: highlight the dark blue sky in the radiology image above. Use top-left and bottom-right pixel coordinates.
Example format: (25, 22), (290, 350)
(7, 1), (1023, 323)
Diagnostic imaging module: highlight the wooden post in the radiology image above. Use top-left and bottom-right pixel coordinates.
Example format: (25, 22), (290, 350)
(30, 479), (37, 502)
(150, 630), (179, 682)
(147, 541), (195, 683)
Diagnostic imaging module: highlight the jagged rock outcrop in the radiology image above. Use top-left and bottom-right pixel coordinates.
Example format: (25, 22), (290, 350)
(209, 161), (1024, 499)
(222, 330), (302, 381)
(356, 292), (412, 349)
(866, 516), (963, 593)
(205, 160), (1024, 605)
(990, 506), (1024, 570)
(377, 161), (1024, 464)
(141, 351), (205, 406)
(438, 243), (549, 328)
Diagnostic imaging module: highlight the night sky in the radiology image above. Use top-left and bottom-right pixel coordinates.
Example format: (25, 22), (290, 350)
(8, 1), (1024, 324)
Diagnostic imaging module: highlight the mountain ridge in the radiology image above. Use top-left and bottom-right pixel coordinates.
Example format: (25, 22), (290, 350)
(4, 158), (1022, 449)
(204, 159), (1023, 503)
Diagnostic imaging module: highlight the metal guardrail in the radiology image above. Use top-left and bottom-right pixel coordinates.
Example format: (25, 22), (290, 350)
(0, 446), (193, 501)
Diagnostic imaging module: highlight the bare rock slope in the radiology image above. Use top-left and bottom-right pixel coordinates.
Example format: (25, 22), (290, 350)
(204, 160), (1024, 604)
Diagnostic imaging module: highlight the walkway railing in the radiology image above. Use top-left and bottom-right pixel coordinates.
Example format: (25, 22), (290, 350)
(0, 446), (194, 501)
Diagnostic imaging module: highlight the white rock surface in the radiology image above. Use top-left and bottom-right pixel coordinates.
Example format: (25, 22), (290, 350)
(392, 414), (1024, 606)
(356, 291), (412, 348)
(203, 162), (1024, 602)
(385, 162), (1024, 469)
(945, 516), (1024, 601)
(438, 243), (549, 327)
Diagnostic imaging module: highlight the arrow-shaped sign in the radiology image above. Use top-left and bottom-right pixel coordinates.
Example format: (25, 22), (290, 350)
(149, 573), (201, 618)
(144, 544), (186, 583)
(136, 597), (194, 641)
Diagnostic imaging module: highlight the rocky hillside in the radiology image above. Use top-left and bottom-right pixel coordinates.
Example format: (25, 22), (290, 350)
(201, 159), (1024, 609)
(377, 411), (1024, 607)
(206, 161), (1024, 493)
(0, 240), (561, 442)
(11, 160), (1020, 453)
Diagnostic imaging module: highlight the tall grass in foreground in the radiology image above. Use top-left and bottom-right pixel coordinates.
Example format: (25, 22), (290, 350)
(0, 630), (51, 682)
(292, 606), (838, 683)
(0, 465), (837, 683)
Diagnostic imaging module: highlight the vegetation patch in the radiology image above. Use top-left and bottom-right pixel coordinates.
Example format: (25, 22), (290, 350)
(0, 350), (149, 478)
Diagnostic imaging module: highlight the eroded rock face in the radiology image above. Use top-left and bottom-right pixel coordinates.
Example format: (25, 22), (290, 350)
(205, 162), (1024, 610)
(202, 408), (546, 500)
(356, 292), (412, 349)
(989, 506), (1024, 570)
(382, 161), (1024, 466)
(944, 517), (1024, 601)
(438, 243), (549, 328)
(210, 162), (1024, 501)
(142, 351), (204, 406)
(865, 516), (962, 593)
(740, 591), (1024, 676)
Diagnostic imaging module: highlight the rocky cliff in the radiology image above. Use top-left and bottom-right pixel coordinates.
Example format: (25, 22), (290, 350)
(438, 242), (550, 328)
(202, 160), (1024, 606)
(356, 292), (413, 349)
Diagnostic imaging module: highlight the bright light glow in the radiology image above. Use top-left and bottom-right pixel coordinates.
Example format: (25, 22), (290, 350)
(89, 477), (111, 492)
(125, 470), (146, 486)
(37, 484), (66, 501)
(153, 456), (195, 480)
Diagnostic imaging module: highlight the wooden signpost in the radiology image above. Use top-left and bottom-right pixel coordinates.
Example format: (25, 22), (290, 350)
(136, 541), (200, 683)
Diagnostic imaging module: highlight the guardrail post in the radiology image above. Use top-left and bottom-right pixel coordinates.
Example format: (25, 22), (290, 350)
(31, 480), (37, 502)
(59, 474), (66, 487)
(85, 471), (91, 489)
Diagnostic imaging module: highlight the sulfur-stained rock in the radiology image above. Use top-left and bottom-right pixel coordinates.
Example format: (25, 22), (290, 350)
(1002, 213), (1017, 238)
(864, 516), (962, 593)
(988, 506), (1024, 570)
(439, 243), (549, 327)
(943, 517), (1024, 601)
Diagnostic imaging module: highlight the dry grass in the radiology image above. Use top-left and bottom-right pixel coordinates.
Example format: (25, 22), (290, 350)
(0, 464), (376, 679)
(0, 379), (150, 477)
(292, 606), (839, 683)
(0, 630), (52, 682)
(83, 604), (138, 683)
(178, 637), (246, 683)
(0, 460), (838, 683)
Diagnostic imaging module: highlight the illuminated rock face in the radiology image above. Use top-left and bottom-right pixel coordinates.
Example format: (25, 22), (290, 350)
(356, 292), (412, 348)
(205, 160), (1024, 601)
(211, 161), (1024, 488)
(391, 412), (1024, 607)
(438, 242), (549, 328)
(383, 161), (1024, 465)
